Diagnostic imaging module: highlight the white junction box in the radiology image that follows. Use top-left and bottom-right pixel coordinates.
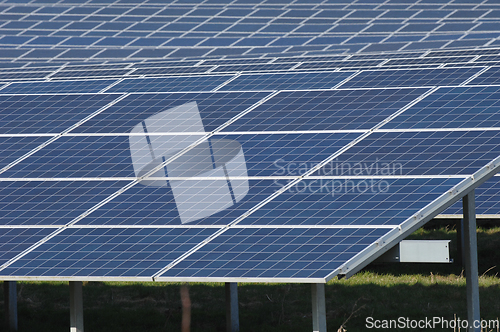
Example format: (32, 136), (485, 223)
(376, 240), (451, 263)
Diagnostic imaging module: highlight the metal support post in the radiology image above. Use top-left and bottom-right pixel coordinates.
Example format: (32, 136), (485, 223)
(463, 191), (480, 332)
(4, 281), (18, 331)
(225, 282), (239, 332)
(456, 218), (464, 267)
(69, 281), (84, 332)
(311, 283), (327, 332)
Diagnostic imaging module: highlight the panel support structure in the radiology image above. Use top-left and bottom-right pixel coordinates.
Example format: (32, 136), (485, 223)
(4, 281), (18, 331)
(311, 283), (327, 332)
(463, 192), (480, 332)
(456, 218), (464, 268)
(225, 282), (239, 332)
(69, 281), (84, 332)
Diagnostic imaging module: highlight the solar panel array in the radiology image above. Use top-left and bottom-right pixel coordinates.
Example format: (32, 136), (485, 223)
(0, 0), (499, 64)
(0, 0), (499, 283)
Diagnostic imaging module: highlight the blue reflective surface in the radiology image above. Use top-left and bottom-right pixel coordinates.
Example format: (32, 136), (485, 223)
(0, 181), (130, 225)
(0, 227), (218, 278)
(0, 136), (51, 169)
(341, 67), (483, 88)
(444, 177), (500, 215)
(297, 59), (383, 70)
(0, 93), (120, 134)
(224, 88), (429, 131)
(52, 69), (133, 79)
(4, 132), (358, 181)
(468, 66), (500, 85)
(315, 130), (500, 176)
(73, 91), (271, 133)
(0, 79), (118, 94)
(221, 71), (354, 91)
(161, 227), (391, 279)
(0, 228), (54, 266)
(107, 75), (233, 93)
(4, 136), (136, 178)
(383, 86), (500, 129)
(239, 178), (462, 226)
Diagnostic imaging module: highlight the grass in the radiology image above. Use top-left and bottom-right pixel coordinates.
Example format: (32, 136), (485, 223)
(0, 225), (499, 332)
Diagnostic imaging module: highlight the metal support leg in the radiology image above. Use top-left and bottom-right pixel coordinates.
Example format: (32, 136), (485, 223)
(69, 281), (84, 332)
(311, 283), (327, 332)
(456, 218), (464, 267)
(4, 281), (18, 331)
(225, 282), (239, 332)
(463, 192), (480, 332)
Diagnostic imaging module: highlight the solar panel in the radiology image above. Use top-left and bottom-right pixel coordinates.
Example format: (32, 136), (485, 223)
(0, 0), (499, 290)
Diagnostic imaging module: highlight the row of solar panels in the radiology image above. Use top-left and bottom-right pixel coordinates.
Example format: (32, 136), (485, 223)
(0, 86), (498, 280)
(2, 46), (500, 81)
(1, 65), (500, 96)
(0, 81), (499, 218)
(0, 37), (496, 62)
(0, 0), (498, 61)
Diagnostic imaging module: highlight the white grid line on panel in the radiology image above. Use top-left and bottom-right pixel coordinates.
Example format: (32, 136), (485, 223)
(0, 174), (470, 183)
(460, 66), (491, 85)
(211, 72), (241, 92)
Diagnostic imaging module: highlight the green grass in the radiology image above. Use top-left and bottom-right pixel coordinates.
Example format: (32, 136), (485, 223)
(1, 226), (499, 332)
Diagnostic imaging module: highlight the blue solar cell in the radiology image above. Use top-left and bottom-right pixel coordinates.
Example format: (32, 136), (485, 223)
(26, 36), (68, 45)
(444, 177), (500, 215)
(224, 88), (429, 131)
(51, 69), (133, 79)
(133, 60), (202, 69)
(220, 71), (354, 91)
(60, 37), (102, 46)
(0, 49), (29, 59)
(0, 228), (55, 266)
(0, 227), (218, 278)
(385, 56), (474, 67)
(219, 132), (360, 177)
(94, 37), (135, 46)
(315, 130), (500, 176)
(132, 66), (213, 76)
(211, 63), (296, 73)
(239, 178), (463, 226)
(341, 67), (484, 89)
(3, 136), (137, 178)
(73, 91), (270, 133)
(399, 23), (441, 33)
(0, 137), (50, 170)
(467, 66), (500, 85)
(297, 59), (383, 69)
(0, 94), (120, 134)
(5, 131), (357, 179)
(383, 86), (500, 129)
(0, 36), (35, 44)
(436, 23), (478, 33)
(0, 181), (130, 225)
(0, 79), (117, 94)
(202, 58), (272, 66)
(106, 75), (233, 93)
(0, 71), (51, 81)
(159, 227), (392, 279)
